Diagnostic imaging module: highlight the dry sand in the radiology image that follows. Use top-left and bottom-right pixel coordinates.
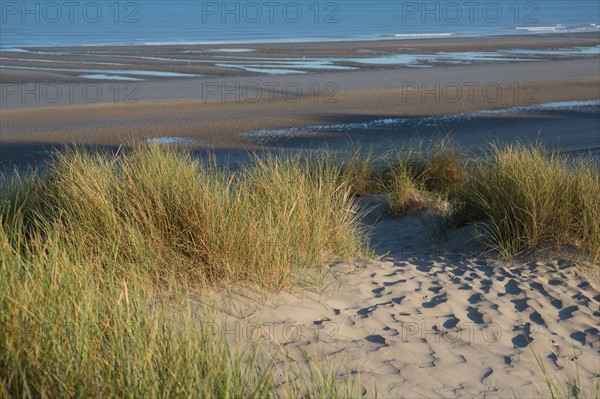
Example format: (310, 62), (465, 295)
(208, 203), (599, 398)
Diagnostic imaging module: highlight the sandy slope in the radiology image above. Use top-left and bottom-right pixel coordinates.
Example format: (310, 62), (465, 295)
(209, 202), (599, 398)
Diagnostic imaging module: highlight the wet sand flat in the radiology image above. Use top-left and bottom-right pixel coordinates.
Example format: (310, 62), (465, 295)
(1, 33), (599, 83)
(1, 34), (599, 168)
(2, 63), (599, 166)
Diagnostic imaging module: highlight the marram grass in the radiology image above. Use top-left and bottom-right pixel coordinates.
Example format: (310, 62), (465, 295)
(371, 139), (599, 264)
(0, 231), (365, 398)
(0, 246), (273, 398)
(459, 143), (600, 263)
(1, 145), (368, 290)
(0, 144), (369, 398)
(1, 141), (598, 398)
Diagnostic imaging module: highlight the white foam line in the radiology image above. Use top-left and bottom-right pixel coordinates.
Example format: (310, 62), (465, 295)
(80, 74), (145, 81)
(142, 137), (196, 144)
(386, 33), (456, 38)
(477, 100), (600, 115)
(241, 100), (600, 141)
(215, 64), (306, 75)
(0, 57), (126, 66)
(207, 48), (256, 53)
(0, 65), (202, 78)
(516, 25), (567, 32)
(0, 48), (32, 53)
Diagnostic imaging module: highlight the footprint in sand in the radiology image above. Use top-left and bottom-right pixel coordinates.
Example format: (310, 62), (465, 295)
(502, 279), (521, 296)
(392, 296), (405, 305)
(570, 328), (600, 346)
(383, 279), (407, 287)
(530, 281), (550, 296)
(443, 316), (460, 329)
(428, 285), (443, 294)
(468, 293), (482, 304)
(572, 292), (591, 306)
(511, 297), (529, 312)
(549, 278), (566, 286)
(558, 305), (579, 320)
(481, 368), (494, 383)
(372, 286), (385, 298)
(365, 334), (387, 346)
(422, 293), (448, 308)
(512, 322), (535, 348)
(529, 310), (545, 326)
(570, 331), (587, 345)
(480, 279), (493, 293)
(467, 306), (485, 324)
(551, 298), (563, 309)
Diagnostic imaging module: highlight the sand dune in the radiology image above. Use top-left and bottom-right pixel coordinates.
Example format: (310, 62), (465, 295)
(210, 204), (599, 397)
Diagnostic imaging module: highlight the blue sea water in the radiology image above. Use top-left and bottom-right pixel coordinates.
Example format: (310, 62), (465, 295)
(0, 0), (599, 47)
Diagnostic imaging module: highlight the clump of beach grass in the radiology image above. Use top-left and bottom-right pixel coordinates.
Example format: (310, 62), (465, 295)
(1, 144), (368, 290)
(0, 220), (274, 398)
(377, 139), (599, 264)
(461, 143), (600, 263)
(0, 144), (371, 398)
(0, 221), (366, 398)
(384, 162), (427, 216)
(416, 138), (465, 194)
(317, 146), (383, 197)
(382, 138), (464, 216)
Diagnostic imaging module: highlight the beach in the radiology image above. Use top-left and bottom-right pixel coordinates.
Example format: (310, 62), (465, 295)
(1, 30), (599, 398)
(209, 208), (600, 398)
(2, 33), (600, 169)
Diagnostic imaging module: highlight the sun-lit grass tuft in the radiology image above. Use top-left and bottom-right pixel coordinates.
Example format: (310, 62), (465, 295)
(318, 146), (383, 197)
(380, 138), (463, 216)
(0, 144), (370, 398)
(1, 145), (369, 290)
(419, 138), (465, 194)
(461, 143), (600, 263)
(0, 224), (274, 398)
(384, 163), (427, 216)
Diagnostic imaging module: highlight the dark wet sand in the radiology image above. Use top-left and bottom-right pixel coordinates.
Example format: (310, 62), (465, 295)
(1, 32), (599, 83)
(1, 33), (599, 170)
